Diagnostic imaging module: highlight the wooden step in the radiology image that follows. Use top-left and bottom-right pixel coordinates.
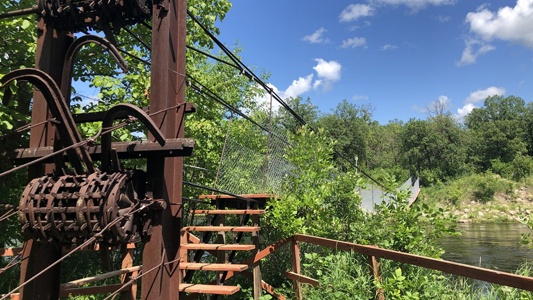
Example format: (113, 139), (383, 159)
(190, 209), (266, 215)
(180, 244), (255, 251)
(179, 283), (240, 295)
(182, 226), (260, 232)
(179, 263), (248, 272)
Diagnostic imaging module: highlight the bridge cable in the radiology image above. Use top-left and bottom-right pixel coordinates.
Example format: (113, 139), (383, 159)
(187, 10), (389, 190)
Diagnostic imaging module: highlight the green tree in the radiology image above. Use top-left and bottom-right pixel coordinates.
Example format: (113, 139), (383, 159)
(366, 119), (403, 172)
(400, 114), (466, 185)
(273, 96), (318, 134)
(318, 99), (373, 169)
(465, 95), (530, 179)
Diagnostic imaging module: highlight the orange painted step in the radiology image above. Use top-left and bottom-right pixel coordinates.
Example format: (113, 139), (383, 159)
(179, 284), (240, 295)
(179, 262), (248, 272)
(180, 244), (255, 251)
(190, 209), (266, 215)
(182, 226), (260, 232)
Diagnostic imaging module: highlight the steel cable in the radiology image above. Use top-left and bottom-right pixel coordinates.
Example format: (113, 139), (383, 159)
(0, 253), (24, 276)
(101, 248), (166, 300)
(187, 10), (388, 190)
(0, 209), (18, 223)
(186, 76), (291, 146)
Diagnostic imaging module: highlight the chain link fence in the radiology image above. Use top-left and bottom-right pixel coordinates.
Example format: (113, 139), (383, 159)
(212, 127), (294, 196)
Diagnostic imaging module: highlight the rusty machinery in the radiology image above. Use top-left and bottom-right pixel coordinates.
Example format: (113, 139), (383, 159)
(1, 0), (191, 247)
(3, 0), (152, 32)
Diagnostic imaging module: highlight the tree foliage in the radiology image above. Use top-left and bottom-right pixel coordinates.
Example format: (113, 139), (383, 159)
(2, 1), (533, 298)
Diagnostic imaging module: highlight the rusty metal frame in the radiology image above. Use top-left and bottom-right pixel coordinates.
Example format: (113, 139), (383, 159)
(140, 0), (187, 298)
(60, 34), (128, 104)
(12, 138), (194, 162)
(0, 68), (94, 174)
(100, 103), (166, 172)
(293, 234), (533, 293)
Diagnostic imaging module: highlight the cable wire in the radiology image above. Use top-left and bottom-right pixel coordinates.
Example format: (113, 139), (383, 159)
(186, 75), (290, 146)
(187, 9), (388, 190)
(101, 248), (166, 300)
(0, 209), (17, 223)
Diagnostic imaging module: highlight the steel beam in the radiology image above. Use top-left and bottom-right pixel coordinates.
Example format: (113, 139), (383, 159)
(19, 16), (73, 299)
(12, 139), (195, 163)
(141, 0), (187, 299)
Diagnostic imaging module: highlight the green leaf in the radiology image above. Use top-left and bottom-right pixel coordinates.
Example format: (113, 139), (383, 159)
(21, 19), (31, 30)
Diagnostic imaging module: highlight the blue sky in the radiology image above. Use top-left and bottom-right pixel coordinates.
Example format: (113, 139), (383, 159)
(214, 0), (533, 124)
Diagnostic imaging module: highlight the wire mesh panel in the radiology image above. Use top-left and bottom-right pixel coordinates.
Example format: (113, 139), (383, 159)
(213, 127), (293, 195)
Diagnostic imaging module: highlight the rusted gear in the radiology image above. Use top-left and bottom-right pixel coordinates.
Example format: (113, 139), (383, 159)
(19, 171), (147, 245)
(38, 0), (152, 33)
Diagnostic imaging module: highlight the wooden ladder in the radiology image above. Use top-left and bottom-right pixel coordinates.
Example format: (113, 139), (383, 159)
(179, 199), (266, 297)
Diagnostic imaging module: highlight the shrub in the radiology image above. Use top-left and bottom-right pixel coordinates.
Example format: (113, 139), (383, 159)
(472, 174), (497, 203)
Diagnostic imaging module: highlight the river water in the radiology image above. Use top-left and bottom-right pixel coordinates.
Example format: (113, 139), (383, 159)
(439, 223), (533, 273)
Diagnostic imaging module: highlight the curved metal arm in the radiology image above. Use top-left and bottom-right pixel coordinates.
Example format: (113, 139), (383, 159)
(0, 68), (95, 174)
(61, 34), (129, 103)
(101, 103), (165, 172)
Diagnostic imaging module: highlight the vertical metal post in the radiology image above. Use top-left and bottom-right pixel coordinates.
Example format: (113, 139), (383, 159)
(120, 244), (137, 300)
(141, 0), (187, 299)
(19, 16), (73, 300)
(368, 255), (384, 300)
(215, 201), (226, 283)
(291, 240), (302, 300)
(251, 213), (262, 299)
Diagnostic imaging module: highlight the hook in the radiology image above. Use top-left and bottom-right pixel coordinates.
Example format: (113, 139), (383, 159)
(101, 103), (165, 172)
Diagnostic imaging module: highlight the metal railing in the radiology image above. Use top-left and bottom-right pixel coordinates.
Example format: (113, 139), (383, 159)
(211, 234), (533, 299)
(4, 232), (532, 299)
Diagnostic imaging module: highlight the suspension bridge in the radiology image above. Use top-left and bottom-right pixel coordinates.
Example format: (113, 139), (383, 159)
(0, 1), (531, 299)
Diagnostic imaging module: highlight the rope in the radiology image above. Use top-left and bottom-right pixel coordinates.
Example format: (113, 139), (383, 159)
(0, 253), (24, 275)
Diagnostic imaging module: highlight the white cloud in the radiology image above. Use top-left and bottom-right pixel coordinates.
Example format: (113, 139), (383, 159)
(381, 44), (398, 50)
(457, 39), (495, 66)
(313, 58), (341, 83)
(352, 95), (369, 101)
(339, 4), (374, 22)
(302, 28), (329, 44)
(284, 74), (314, 98)
(254, 77), (314, 111)
(466, 1), (533, 48)
(341, 37), (367, 48)
(371, 0), (455, 11)
(258, 59), (342, 106)
(456, 86), (505, 118)
(456, 103), (476, 119)
(465, 86), (505, 104)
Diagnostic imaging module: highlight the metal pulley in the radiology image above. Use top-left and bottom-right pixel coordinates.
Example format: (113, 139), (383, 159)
(18, 170), (149, 245)
(38, 0), (153, 32)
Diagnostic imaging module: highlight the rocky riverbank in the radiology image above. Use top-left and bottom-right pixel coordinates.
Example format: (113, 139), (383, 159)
(450, 187), (533, 223)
